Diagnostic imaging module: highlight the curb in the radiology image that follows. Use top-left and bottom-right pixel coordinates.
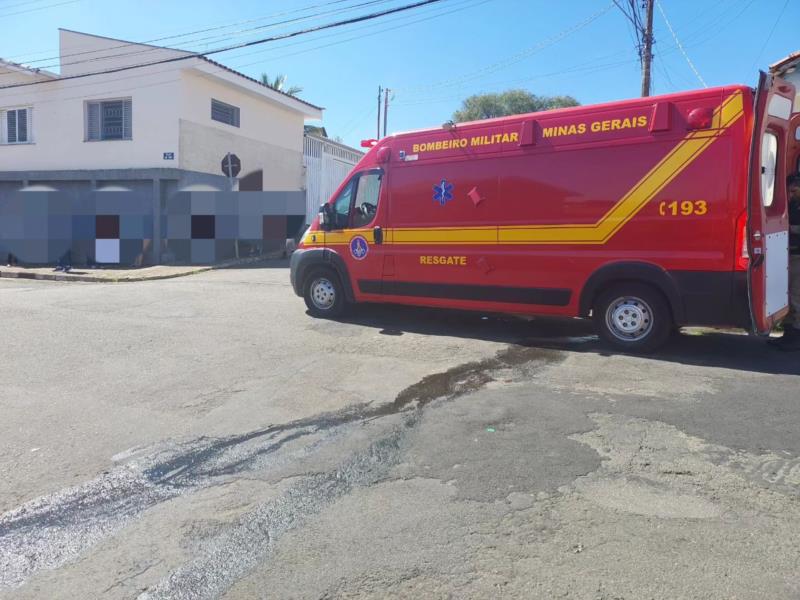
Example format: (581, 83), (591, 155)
(0, 253), (285, 283)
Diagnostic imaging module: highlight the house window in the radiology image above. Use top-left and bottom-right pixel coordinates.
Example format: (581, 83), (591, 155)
(211, 99), (240, 127)
(86, 99), (132, 141)
(1, 107), (32, 144)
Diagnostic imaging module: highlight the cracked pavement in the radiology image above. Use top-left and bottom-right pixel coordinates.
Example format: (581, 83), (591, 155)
(1, 261), (799, 599)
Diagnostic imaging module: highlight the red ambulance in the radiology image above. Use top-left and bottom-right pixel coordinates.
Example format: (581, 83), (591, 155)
(290, 73), (799, 352)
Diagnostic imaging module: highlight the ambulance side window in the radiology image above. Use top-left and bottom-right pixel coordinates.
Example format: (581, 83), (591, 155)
(330, 169), (383, 229)
(352, 171), (383, 228)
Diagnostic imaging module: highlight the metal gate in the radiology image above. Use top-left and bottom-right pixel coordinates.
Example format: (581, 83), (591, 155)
(303, 134), (363, 224)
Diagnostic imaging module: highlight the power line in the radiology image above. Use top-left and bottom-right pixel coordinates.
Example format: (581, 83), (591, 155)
(656, 59), (677, 92)
(612, 0), (641, 32)
(657, 0), (755, 54)
(339, 103), (378, 138)
(749, 0), (790, 71)
(1, 0), (397, 75)
(0, 0), (78, 17)
(0, 0), (480, 103)
(612, 0), (749, 73)
(226, 0), (488, 69)
(393, 56), (639, 106)
(0, 0), (66, 9)
(4, 0), (358, 65)
(0, 0), (695, 107)
(0, 0), (355, 64)
(0, 0), (450, 91)
(394, 2), (614, 94)
(613, 0), (654, 96)
(655, 0), (707, 88)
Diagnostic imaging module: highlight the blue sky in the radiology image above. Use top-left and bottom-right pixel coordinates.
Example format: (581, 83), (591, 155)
(0, 0), (796, 147)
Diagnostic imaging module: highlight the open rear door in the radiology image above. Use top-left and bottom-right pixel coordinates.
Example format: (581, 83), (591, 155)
(747, 72), (795, 334)
(790, 112), (800, 175)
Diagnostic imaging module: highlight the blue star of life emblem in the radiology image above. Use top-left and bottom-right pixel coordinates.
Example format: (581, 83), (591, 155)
(350, 235), (369, 260)
(433, 179), (454, 206)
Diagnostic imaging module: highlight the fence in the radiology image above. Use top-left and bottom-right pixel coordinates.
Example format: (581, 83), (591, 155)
(303, 134), (363, 224)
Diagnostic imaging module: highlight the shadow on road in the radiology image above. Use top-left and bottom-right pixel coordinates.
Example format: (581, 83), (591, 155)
(333, 303), (800, 377)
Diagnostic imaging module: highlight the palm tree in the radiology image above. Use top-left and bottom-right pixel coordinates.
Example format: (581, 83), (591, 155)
(260, 73), (303, 96)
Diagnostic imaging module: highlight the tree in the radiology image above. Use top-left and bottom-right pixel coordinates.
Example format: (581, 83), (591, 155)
(452, 89), (579, 122)
(259, 73), (303, 97)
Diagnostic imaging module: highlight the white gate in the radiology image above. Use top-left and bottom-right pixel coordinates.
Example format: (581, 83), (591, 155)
(303, 134), (363, 224)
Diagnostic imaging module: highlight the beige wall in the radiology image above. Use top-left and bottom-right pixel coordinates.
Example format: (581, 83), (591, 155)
(179, 68), (306, 153)
(179, 119), (304, 191)
(177, 68), (307, 190)
(0, 31), (319, 182)
(0, 63), (182, 171)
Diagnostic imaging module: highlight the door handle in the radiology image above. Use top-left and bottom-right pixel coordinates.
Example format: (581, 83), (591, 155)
(373, 226), (383, 245)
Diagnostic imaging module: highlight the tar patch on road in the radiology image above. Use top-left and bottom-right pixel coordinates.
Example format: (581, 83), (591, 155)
(384, 345), (562, 415)
(0, 344), (564, 594)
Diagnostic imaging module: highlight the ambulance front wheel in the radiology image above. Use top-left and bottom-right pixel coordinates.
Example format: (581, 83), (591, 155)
(593, 284), (672, 353)
(303, 268), (347, 318)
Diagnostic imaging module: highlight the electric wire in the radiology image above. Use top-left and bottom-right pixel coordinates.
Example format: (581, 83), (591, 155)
(0, 0), (78, 17)
(226, 0), (489, 69)
(0, 0), (358, 63)
(3, 0), (368, 64)
(393, 1), (615, 94)
(659, 0), (756, 52)
(0, 0), (68, 10)
(0, 0), (481, 103)
(392, 48), (641, 106)
(0, 0), (449, 91)
(1, 0), (400, 75)
(749, 0), (790, 71)
(339, 104), (378, 137)
(655, 0), (706, 88)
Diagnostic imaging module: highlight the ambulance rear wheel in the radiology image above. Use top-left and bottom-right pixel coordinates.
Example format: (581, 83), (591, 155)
(303, 268), (346, 318)
(593, 284), (671, 353)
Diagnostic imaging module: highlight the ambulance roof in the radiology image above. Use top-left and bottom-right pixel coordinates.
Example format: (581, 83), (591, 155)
(386, 85), (749, 141)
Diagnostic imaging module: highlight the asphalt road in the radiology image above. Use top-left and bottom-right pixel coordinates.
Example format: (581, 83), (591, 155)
(1, 261), (799, 599)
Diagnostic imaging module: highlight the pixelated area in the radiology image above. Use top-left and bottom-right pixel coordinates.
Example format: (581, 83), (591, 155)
(0, 191), (306, 266)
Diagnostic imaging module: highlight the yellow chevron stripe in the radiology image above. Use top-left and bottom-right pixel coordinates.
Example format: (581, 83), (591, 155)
(304, 90), (744, 248)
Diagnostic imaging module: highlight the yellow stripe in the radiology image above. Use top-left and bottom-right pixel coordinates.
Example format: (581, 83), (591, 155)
(304, 90), (744, 248)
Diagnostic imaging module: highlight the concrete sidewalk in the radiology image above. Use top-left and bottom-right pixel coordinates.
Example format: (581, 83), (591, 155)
(0, 254), (282, 283)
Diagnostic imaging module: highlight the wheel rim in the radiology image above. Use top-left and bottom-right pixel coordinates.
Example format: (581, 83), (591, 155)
(605, 296), (654, 342)
(310, 277), (336, 310)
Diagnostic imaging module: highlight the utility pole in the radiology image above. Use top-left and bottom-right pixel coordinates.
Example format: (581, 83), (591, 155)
(640, 0), (655, 97)
(383, 88), (391, 138)
(377, 86), (382, 139)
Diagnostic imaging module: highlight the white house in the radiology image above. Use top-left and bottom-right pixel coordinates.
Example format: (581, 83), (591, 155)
(0, 29), (335, 266)
(0, 29), (323, 192)
(770, 51), (800, 112)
